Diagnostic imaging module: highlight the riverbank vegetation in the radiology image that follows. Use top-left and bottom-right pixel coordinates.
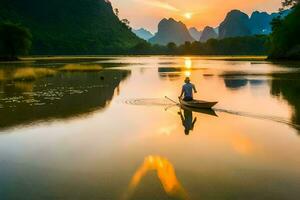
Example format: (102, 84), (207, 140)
(0, 22), (32, 61)
(269, 1), (300, 59)
(130, 35), (269, 55)
(59, 64), (103, 72)
(0, 67), (56, 82)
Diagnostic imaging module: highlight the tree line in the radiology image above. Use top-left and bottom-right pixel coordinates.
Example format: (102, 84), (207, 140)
(0, 22), (269, 60)
(269, 0), (300, 59)
(129, 35), (268, 55)
(0, 0), (299, 60)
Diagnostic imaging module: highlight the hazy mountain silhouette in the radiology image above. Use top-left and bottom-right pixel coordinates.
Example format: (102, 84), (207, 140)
(133, 28), (154, 41)
(0, 0), (142, 54)
(149, 18), (194, 45)
(219, 10), (252, 39)
(250, 10), (290, 35)
(219, 9), (291, 39)
(249, 11), (274, 34)
(200, 26), (218, 42)
(189, 27), (202, 41)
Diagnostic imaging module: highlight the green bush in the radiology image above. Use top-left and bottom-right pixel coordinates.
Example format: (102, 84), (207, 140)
(0, 22), (32, 60)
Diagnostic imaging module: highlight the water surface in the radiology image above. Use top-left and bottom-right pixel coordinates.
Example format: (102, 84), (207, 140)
(0, 56), (300, 200)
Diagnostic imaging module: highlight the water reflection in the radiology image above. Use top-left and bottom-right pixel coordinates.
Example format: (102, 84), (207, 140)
(177, 106), (218, 135)
(158, 58), (193, 81)
(224, 78), (267, 90)
(224, 79), (248, 90)
(0, 66), (130, 130)
(178, 109), (197, 135)
(271, 77), (300, 127)
(158, 67), (182, 81)
(123, 155), (188, 200)
(1, 57), (300, 199)
(184, 58), (192, 69)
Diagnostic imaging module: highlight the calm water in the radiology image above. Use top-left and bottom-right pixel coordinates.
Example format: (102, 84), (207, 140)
(0, 56), (300, 200)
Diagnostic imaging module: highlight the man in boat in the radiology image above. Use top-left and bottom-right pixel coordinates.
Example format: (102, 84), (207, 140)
(179, 77), (197, 101)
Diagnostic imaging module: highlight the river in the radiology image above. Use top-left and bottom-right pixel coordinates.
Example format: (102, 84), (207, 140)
(0, 56), (300, 199)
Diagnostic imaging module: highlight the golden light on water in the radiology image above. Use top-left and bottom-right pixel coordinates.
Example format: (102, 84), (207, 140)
(184, 71), (191, 77)
(184, 58), (192, 69)
(184, 58), (192, 77)
(123, 156), (189, 200)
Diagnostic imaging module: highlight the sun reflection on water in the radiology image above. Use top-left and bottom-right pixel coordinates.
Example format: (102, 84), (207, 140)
(184, 58), (192, 69)
(123, 155), (189, 200)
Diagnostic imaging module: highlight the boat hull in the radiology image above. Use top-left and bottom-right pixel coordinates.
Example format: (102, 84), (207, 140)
(180, 99), (218, 109)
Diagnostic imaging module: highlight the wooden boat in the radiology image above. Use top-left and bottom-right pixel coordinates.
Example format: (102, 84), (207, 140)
(180, 105), (218, 117)
(179, 99), (218, 109)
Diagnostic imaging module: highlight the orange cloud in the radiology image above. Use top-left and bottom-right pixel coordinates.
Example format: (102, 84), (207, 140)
(134, 0), (179, 12)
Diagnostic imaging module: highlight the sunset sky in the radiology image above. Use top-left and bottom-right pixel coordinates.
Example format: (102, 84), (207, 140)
(111, 0), (283, 33)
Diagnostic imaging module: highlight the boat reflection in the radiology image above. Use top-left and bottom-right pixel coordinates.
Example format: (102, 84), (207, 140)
(123, 155), (189, 200)
(178, 106), (218, 135)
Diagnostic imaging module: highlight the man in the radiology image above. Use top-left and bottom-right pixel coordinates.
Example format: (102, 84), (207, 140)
(179, 77), (197, 101)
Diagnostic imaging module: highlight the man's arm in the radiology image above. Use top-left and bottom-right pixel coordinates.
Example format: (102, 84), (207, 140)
(193, 84), (197, 93)
(179, 87), (184, 98)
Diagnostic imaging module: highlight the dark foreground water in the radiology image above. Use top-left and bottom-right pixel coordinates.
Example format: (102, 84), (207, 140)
(0, 56), (300, 200)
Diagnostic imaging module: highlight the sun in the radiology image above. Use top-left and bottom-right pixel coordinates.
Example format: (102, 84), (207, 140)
(184, 13), (192, 19)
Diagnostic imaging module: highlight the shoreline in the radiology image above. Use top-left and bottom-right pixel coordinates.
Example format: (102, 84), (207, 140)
(0, 55), (269, 63)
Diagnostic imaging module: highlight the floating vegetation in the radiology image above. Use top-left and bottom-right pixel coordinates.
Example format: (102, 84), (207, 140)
(14, 82), (34, 92)
(12, 68), (57, 81)
(1, 96), (24, 103)
(0, 70), (4, 82)
(59, 64), (103, 72)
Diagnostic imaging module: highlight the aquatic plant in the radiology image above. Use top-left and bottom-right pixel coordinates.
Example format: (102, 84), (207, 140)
(12, 68), (56, 81)
(59, 64), (103, 72)
(0, 70), (4, 82)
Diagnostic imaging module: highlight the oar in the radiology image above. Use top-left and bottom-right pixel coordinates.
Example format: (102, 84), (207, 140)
(165, 96), (180, 106)
(164, 96), (183, 116)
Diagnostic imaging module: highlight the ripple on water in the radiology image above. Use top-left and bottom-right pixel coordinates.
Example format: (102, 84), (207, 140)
(123, 98), (173, 106)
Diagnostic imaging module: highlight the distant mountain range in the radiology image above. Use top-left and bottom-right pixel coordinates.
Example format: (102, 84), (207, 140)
(0, 0), (142, 54)
(132, 28), (154, 40)
(189, 27), (202, 41)
(149, 18), (195, 45)
(219, 9), (290, 38)
(200, 26), (218, 42)
(141, 9), (290, 45)
(219, 10), (252, 39)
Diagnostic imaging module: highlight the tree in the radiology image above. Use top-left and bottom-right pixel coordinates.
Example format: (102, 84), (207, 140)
(282, 0), (299, 7)
(269, 3), (300, 59)
(121, 19), (131, 29)
(114, 8), (119, 18)
(0, 22), (32, 60)
(167, 42), (177, 54)
(181, 41), (192, 54)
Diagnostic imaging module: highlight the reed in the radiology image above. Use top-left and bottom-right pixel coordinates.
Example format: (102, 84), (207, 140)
(59, 64), (103, 72)
(12, 68), (56, 81)
(0, 70), (4, 82)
